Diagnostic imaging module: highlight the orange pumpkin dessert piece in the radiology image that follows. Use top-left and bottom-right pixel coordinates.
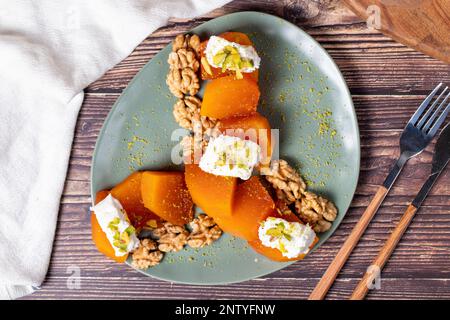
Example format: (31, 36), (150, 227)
(201, 75), (260, 119)
(221, 31), (253, 45)
(219, 112), (272, 165)
(213, 176), (276, 241)
(248, 211), (319, 262)
(184, 164), (237, 218)
(140, 171), (193, 226)
(110, 171), (160, 229)
(249, 236), (319, 262)
(200, 31), (259, 82)
(91, 190), (128, 263)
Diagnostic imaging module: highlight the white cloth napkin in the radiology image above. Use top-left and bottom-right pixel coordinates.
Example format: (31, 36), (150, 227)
(0, 0), (230, 300)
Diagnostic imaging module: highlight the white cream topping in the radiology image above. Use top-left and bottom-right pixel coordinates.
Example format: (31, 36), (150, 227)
(91, 194), (139, 257)
(205, 36), (261, 72)
(258, 217), (316, 258)
(199, 135), (260, 180)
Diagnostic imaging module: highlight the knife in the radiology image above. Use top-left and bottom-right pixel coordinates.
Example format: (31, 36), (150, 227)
(350, 121), (450, 300)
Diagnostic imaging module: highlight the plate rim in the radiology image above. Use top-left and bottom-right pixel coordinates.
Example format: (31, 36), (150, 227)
(90, 10), (360, 285)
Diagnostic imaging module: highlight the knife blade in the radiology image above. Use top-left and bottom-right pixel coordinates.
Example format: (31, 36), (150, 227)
(412, 122), (450, 208)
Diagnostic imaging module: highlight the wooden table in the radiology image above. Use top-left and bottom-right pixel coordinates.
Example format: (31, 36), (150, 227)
(24, 0), (450, 300)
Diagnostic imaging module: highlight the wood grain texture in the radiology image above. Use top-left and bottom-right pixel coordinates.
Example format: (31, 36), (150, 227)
(23, 0), (450, 300)
(343, 0), (450, 64)
(351, 203), (418, 299)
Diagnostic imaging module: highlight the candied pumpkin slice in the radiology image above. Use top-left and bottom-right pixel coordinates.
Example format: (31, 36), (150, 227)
(200, 31), (259, 82)
(220, 112), (272, 165)
(221, 31), (253, 45)
(249, 237), (319, 262)
(201, 75), (260, 119)
(141, 171), (193, 226)
(213, 176), (276, 241)
(248, 211), (319, 262)
(110, 171), (160, 229)
(91, 190), (128, 263)
(184, 164), (237, 218)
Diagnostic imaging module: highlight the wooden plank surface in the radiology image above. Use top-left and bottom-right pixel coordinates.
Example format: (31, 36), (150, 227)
(23, 0), (450, 300)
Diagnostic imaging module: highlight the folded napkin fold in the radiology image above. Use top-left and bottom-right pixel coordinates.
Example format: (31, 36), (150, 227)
(0, 0), (230, 299)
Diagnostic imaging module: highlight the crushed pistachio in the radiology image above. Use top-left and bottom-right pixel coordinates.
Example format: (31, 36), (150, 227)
(212, 45), (254, 79)
(266, 222), (292, 241)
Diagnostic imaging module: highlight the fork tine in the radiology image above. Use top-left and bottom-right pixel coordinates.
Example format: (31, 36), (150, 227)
(427, 100), (450, 138)
(409, 83), (443, 125)
(417, 87), (448, 129)
(423, 91), (450, 132)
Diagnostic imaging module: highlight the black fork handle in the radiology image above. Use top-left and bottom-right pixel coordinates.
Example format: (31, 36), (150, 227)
(383, 152), (409, 190)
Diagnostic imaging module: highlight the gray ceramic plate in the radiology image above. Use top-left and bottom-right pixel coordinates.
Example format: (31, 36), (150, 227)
(91, 11), (359, 285)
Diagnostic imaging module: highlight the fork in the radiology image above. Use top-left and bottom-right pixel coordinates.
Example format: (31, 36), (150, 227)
(309, 83), (450, 300)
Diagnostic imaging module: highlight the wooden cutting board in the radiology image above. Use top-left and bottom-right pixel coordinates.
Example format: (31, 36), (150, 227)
(343, 0), (450, 64)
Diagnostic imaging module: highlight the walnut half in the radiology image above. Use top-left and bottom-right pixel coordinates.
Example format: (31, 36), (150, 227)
(261, 159), (306, 204)
(167, 34), (201, 98)
(131, 239), (164, 269)
(295, 191), (337, 233)
(187, 214), (222, 248)
(166, 67), (200, 98)
(168, 49), (199, 72)
(172, 34), (201, 55)
(151, 222), (189, 253)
